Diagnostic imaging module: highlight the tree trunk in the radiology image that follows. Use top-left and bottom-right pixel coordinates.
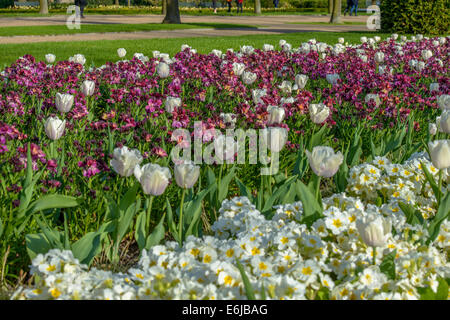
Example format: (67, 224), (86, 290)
(328, 0), (332, 14)
(254, 0), (261, 14)
(128, 0), (130, 7)
(329, 0), (342, 23)
(162, 0), (167, 15)
(39, 0), (48, 14)
(115, 0), (119, 5)
(162, 0), (181, 24)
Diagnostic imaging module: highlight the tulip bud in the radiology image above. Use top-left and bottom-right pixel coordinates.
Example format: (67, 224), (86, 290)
(356, 214), (391, 247)
(174, 160), (200, 189)
(55, 93), (74, 113)
(45, 54), (56, 64)
(134, 163), (171, 196)
(440, 110), (450, 133)
(295, 74), (308, 90)
(117, 48), (127, 58)
(305, 146), (343, 178)
(428, 140), (450, 170)
(44, 116), (66, 141)
(165, 96), (182, 113)
(110, 146), (143, 177)
(81, 80), (95, 97)
(156, 62), (170, 78)
(309, 103), (330, 124)
(267, 106), (285, 125)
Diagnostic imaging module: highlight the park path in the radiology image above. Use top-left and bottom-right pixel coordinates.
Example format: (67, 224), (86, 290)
(0, 14), (369, 44)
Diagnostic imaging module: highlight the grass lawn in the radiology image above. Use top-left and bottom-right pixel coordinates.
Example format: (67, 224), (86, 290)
(287, 21), (367, 25)
(0, 23), (258, 37)
(0, 31), (389, 68)
(0, 8), (331, 17)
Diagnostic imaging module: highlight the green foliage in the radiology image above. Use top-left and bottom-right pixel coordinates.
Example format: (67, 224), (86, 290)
(379, 250), (396, 280)
(380, 0), (449, 35)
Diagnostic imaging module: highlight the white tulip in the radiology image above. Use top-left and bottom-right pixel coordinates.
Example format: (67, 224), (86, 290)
(69, 54), (86, 65)
(440, 110), (450, 133)
(134, 53), (149, 62)
(220, 113), (236, 127)
(157, 62), (170, 78)
(416, 61), (425, 72)
(282, 43), (292, 52)
(232, 62), (246, 76)
(110, 146), (143, 177)
(416, 34), (424, 41)
(429, 123), (437, 136)
(263, 44), (274, 51)
(391, 34), (399, 40)
(174, 160), (200, 189)
(262, 127), (288, 153)
(374, 52), (385, 63)
(280, 97), (295, 105)
(134, 163), (171, 196)
(279, 39), (287, 47)
(374, 36), (381, 42)
(44, 116), (66, 141)
(360, 37), (368, 43)
(55, 93), (74, 113)
(211, 49), (222, 58)
(430, 83), (440, 92)
(365, 94), (381, 107)
(309, 103), (330, 124)
(356, 214), (391, 247)
(295, 74), (309, 90)
(117, 48), (127, 58)
(432, 40), (440, 47)
(401, 35), (407, 42)
(278, 81), (292, 95)
(252, 89), (267, 104)
(305, 146), (343, 178)
(165, 96), (182, 113)
(242, 71), (257, 85)
(214, 135), (237, 162)
(45, 54), (56, 64)
(428, 140), (450, 170)
(326, 74), (340, 86)
(437, 95), (450, 110)
(81, 80), (95, 97)
(422, 50), (433, 60)
(267, 106), (285, 125)
(439, 37), (447, 45)
(338, 37), (345, 44)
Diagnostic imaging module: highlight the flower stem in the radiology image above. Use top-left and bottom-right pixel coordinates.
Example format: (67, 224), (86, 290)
(437, 170), (443, 206)
(372, 247), (376, 265)
(178, 188), (186, 245)
(146, 196), (154, 234)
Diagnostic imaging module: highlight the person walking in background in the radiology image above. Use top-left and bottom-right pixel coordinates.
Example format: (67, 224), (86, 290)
(273, 0), (279, 8)
(212, 0), (217, 13)
(343, 0), (353, 16)
(74, 0), (87, 18)
(236, 0), (243, 13)
(226, 0), (232, 13)
(350, 0), (359, 16)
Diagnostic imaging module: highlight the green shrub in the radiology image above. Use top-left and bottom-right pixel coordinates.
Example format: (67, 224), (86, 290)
(380, 0), (449, 35)
(0, 0), (13, 9)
